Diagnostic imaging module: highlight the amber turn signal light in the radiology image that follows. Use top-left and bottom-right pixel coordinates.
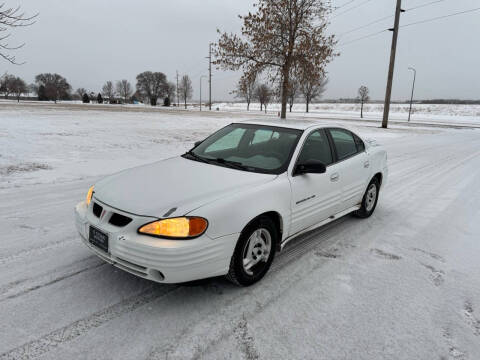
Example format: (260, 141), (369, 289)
(138, 217), (208, 239)
(86, 186), (94, 205)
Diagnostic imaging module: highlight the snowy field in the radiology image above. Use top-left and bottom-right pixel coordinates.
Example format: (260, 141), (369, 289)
(1, 102), (480, 359)
(217, 102), (480, 126)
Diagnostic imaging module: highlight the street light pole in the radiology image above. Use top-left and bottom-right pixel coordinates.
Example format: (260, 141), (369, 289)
(408, 67), (416, 122)
(200, 75), (207, 111)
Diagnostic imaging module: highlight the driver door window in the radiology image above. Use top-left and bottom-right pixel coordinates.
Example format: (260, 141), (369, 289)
(297, 129), (333, 166)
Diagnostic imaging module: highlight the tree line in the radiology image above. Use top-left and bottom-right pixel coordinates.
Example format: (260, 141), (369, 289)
(0, 71), (194, 107)
(234, 73), (329, 113)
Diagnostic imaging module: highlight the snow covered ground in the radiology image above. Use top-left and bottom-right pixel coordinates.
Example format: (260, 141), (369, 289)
(217, 102), (480, 127)
(1, 102), (480, 359)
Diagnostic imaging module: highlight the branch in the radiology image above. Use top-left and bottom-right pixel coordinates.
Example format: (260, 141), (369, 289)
(0, 50), (24, 64)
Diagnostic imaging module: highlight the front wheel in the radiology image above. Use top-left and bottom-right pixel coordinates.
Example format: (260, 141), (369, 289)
(226, 216), (277, 286)
(353, 178), (380, 218)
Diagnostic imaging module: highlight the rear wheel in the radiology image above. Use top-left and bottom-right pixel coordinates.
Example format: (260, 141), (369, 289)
(226, 216), (277, 286)
(353, 178), (380, 218)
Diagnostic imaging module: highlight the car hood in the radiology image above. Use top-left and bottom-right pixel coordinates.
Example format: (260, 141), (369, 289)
(93, 156), (276, 217)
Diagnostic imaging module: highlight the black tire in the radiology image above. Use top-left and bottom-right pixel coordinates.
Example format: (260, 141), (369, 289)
(353, 177), (380, 218)
(226, 216), (278, 286)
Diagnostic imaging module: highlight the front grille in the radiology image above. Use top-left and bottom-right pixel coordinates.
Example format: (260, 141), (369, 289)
(109, 213), (132, 227)
(92, 202), (103, 217)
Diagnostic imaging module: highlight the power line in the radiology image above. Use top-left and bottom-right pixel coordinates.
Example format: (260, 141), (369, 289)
(337, 29), (387, 47)
(337, 0), (448, 38)
(338, 5), (480, 47)
(405, 0), (447, 12)
(338, 14), (392, 36)
(331, 0), (374, 19)
(332, 0), (358, 12)
(400, 6), (480, 28)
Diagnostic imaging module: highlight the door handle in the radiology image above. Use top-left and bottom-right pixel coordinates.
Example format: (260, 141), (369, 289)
(330, 173), (339, 182)
(364, 161), (370, 168)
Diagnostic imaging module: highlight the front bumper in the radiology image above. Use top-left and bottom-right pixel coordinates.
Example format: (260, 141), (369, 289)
(75, 199), (239, 283)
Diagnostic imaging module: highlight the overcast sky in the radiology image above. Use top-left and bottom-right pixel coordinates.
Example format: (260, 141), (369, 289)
(2, 0), (479, 101)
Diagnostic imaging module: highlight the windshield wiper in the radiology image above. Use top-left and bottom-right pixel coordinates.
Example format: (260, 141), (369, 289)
(183, 152), (255, 172)
(211, 158), (253, 171)
(182, 150), (210, 164)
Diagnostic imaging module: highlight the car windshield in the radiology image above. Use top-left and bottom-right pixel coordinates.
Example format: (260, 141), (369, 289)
(183, 123), (302, 174)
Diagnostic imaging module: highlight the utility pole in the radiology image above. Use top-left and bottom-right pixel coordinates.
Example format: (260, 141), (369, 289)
(408, 67), (416, 122)
(200, 75), (207, 111)
(382, 0), (403, 129)
(207, 43), (212, 110)
(176, 71), (179, 108)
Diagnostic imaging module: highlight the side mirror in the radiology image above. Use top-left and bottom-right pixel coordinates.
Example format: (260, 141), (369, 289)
(294, 160), (327, 176)
(194, 140), (203, 147)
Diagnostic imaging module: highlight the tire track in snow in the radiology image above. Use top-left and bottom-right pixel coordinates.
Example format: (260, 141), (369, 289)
(0, 255), (93, 298)
(386, 135), (477, 182)
(386, 147), (480, 201)
(410, 248), (445, 263)
(0, 260), (105, 302)
(0, 236), (77, 266)
(371, 248), (402, 260)
(0, 285), (178, 360)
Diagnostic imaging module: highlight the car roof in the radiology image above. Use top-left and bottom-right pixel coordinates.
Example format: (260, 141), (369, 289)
(236, 118), (329, 131)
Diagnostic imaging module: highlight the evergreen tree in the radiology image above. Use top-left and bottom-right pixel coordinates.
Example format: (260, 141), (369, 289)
(97, 93), (103, 104)
(82, 93), (90, 103)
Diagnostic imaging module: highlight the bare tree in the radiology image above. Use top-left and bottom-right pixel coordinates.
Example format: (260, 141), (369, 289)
(165, 81), (176, 104)
(234, 72), (257, 110)
(178, 75), (193, 109)
(116, 79), (132, 104)
(357, 85), (369, 118)
(136, 71), (168, 106)
(0, 4), (37, 64)
(102, 81), (115, 103)
(214, 0), (336, 119)
(0, 73), (15, 98)
(255, 84), (272, 113)
(34, 73), (71, 103)
(10, 76), (26, 101)
(76, 88), (87, 99)
(300, 75), (328, 113)
(286, 75), (300, 113)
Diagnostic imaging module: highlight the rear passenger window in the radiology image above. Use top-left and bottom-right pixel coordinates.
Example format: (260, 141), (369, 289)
(297, 130), (333, 165)
(329, 129), (358, 160)
(251, 129), (274, 144)
(205, 127), (246, 153)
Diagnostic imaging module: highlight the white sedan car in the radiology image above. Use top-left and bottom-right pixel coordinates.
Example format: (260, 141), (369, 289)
(75, 119), (388, 286)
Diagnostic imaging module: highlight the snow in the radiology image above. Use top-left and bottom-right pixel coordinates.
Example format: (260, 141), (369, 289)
(1, 102), (480, 359)
(216, 102), (480, 127)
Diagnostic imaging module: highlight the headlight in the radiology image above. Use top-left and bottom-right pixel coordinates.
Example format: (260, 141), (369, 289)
(138, 217), (208, 239)
(86, 186), (94, 205)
